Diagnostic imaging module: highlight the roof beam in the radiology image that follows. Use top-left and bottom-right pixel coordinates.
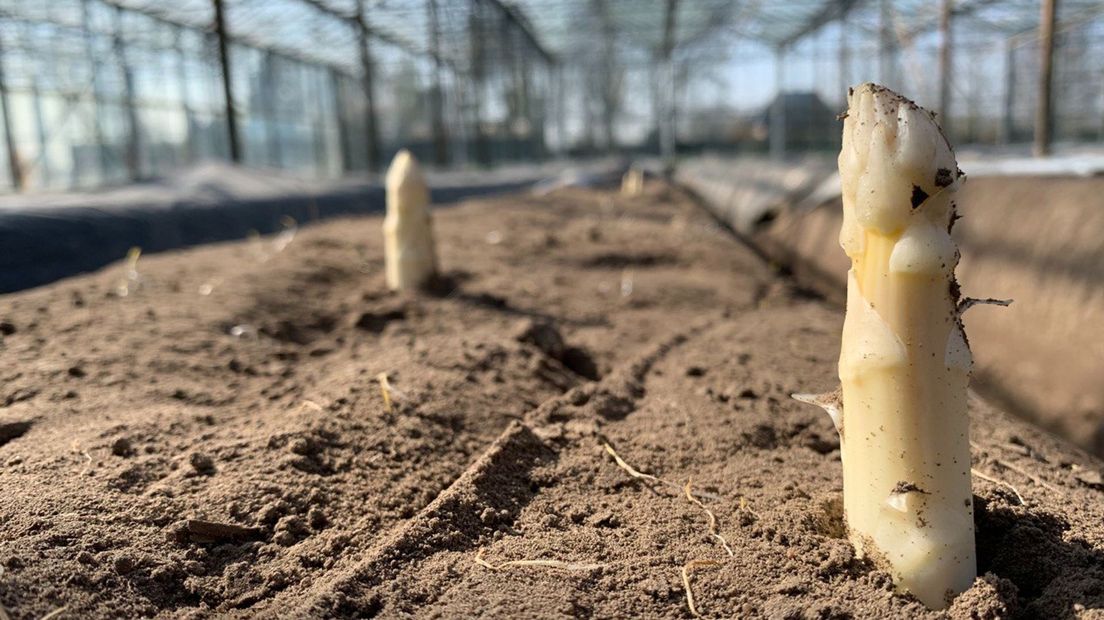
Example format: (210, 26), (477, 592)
(294, 0), (441, 65)
(777, 0), (861, 49)
(660, 0), (679, 57)
(93, 0), (356, 74)
(486, 0), (557, 65)
(897, 0), (1004, 39)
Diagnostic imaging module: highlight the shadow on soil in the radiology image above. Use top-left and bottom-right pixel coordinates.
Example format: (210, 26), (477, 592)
(975, 496), (1104, 618)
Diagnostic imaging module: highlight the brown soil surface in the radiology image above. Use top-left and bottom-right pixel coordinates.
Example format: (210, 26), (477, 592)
(1, 182), (1103, 619)
(758, 175), (1104, 457)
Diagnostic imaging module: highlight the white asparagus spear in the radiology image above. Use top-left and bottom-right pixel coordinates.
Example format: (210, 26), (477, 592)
(621, 168), (644, 196)
(801, 83), (975, 609)
(383, 149), (438, 291)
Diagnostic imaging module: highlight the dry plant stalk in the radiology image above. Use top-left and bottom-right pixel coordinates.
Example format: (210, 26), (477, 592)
(602, 442), (667, 487)
(38, 606), (69, 620)
(681, 559), (719, 618)
(376, 372), (394, 414)
(600, 444), (742, 617)
(798, 84), (978, 608)
(969, 440), (1058, 494)
(601, 442), (723, 501)
(970, 468), (1025, 505)
(473, 548), (603, 571)
(602, 441), (737, 599)
(383, 149), (438, 290)
(993, 459), (1059, 493)
(683, 479), (734, 557)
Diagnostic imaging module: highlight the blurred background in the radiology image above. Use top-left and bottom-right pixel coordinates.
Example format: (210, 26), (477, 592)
(1, 1), (1103, 463)
(0, 0), (1099, 192)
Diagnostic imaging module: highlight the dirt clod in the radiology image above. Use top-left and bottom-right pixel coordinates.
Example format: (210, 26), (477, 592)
(948, 574), (1020, 620)
(1075, 469), (1104, 490)
(110, 437), (133, 457)
(113, 554), (136, 575)
(171, 519), (266, 545)
(516, 319), (567, 360)
(354, 309), (406, 333)
(188, 452), (216, 475)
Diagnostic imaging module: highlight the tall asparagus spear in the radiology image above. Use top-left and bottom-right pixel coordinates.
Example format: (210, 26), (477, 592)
(798, 84), (975, 609)
(383, 149), (438, 291)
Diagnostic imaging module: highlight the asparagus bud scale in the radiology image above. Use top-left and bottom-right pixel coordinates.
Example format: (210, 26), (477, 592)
(383, 149), (438, 290)
(832, 84), (975, 608)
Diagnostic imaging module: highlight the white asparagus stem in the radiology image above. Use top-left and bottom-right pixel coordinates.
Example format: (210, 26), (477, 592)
(383, 149), (438, 290)
(621, 168), (644, 196)
(836, 83), (975, 609)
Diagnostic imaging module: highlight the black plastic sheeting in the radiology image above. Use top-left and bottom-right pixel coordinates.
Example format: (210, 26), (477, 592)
(0, 174), (602, 294)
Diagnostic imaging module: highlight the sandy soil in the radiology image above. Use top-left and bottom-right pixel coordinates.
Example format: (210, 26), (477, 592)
(1, 183), (1103, 618)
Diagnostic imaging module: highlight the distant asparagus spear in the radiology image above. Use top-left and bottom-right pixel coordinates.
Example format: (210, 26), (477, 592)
(383, 150), (438, 290)
(797, 83), (975, 609)
(621, 167), (644, 196)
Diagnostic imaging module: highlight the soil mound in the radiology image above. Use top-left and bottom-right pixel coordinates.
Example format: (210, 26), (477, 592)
(0, 181), (1101, 618)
